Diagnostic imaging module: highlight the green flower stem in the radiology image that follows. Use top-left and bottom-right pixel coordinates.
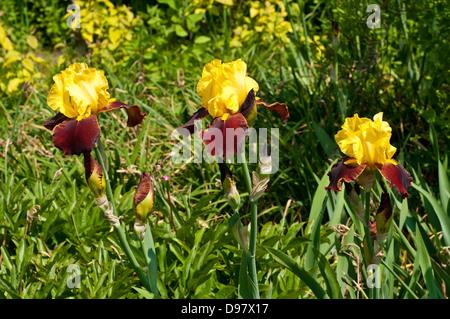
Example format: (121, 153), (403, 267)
(249, 200), (259, 293)
(362, 191), (375, 298)
(238, 152), (260, 299)
(364, 191), (374, 259)
(374, 269), (380, 299)
(94, 141), (152, 293)
(140, 223), (160, 298)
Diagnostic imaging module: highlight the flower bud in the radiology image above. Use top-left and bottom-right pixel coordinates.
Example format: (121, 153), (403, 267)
(259, 142), (272, 180)
(250, 171), (270, 202)
(375, 192), (393, 243)
(371, 240), (384, 265)
(225, 179), (241, 211)
(84, 153), (106, 199)
(219, 163), (241, 211)
(228, 212), (250, 256)
(133, 172), (155, 224)
(345, 182), (365, 225)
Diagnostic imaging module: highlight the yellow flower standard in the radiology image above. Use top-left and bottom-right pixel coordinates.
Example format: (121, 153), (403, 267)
(197, 59), (259, 120)
(47, 63), (112, 121)
(335, 112), (397, 169)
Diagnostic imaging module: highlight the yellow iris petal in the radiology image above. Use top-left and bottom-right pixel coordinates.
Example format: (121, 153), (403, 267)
(245, 76), (259, 97)
(335, 112), (397, 168)
(47, 63), (111, 120)
(197, 59), (259, 119)
(47, 73), (78, 118)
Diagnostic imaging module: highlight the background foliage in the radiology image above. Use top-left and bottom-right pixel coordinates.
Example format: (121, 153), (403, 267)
(0, 0), (448, 299)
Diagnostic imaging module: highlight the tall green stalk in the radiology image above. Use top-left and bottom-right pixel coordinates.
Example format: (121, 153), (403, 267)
(362, 190), (375, 299)
(93, 140), (152, 293)
(238, 151), (260, 299)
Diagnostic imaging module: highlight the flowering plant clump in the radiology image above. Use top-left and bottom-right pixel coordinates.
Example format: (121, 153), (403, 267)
(326, 112), (412, 199)
(175, 58), (289, 299)
(43, 63), (145, 156)
(43, 62), (161, 296)
(177, 58), (289, 157)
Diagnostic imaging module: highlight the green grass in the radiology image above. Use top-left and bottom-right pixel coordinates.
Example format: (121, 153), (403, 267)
(0, 0), (449, 299)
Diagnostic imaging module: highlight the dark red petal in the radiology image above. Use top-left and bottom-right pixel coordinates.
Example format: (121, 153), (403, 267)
(202, 113), (249, 158)
(99, 101), (146, 127)
(377, 160), (413, 199)
(325, 158), (367, 193)
(43, 112), (69, 131)
(52, 116), (100, 156)
(176, 107), (210, 135)
(256, 100), (290, 124)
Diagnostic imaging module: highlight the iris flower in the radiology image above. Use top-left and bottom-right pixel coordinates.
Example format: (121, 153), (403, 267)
(177, 59), (289, 157)
(326, 113), (412, 199)
(43, 63), (145, 156)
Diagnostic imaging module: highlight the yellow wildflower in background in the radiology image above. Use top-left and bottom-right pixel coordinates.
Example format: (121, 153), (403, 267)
(0, 24), (14, 51)
(64, 0), (139, 51)
(197, 59), (259, 120)
(231, 0), (296, 47)
(335, 113), (397, 169)
(0, 24), (44, 96)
